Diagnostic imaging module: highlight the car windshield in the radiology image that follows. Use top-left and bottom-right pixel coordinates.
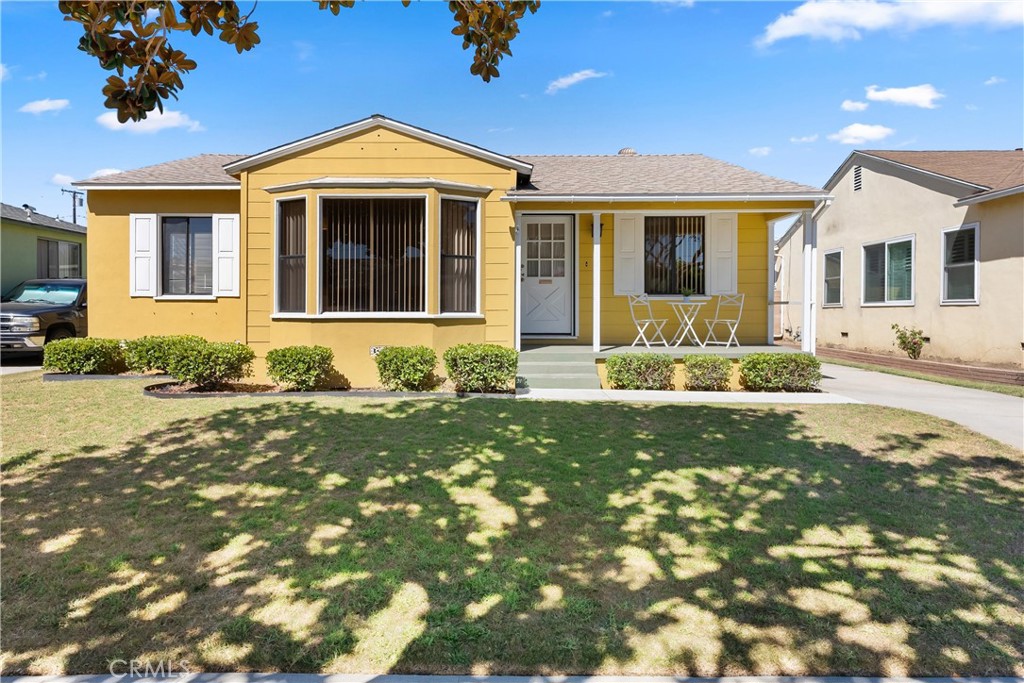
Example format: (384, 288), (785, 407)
(2, 282), (82, 306)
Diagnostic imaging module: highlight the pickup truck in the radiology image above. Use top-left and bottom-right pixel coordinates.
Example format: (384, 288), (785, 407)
(0, 279), (87, 352)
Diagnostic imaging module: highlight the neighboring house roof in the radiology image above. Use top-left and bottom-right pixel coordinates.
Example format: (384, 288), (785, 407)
(221, 114), (534, 176)
(1, 202), (86, 235)
(824, 149), (1024, 205)
(73, 154), (243, 189)
(511, 154), (825, 199)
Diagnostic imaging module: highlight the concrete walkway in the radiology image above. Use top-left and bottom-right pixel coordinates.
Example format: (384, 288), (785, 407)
(520, 388), (859, 404)
(819, 362), (1024, 450)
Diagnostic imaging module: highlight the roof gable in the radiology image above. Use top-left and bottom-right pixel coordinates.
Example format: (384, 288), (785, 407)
(824, 149), (1024, 195)
(222, 115), (533, 175)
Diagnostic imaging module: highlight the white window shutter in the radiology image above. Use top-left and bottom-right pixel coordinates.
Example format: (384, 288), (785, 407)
(129, 213), (158, 297)
(613, 214), (644, 295)
(708, 212), (738, 295)
(212, 214), (240, 297)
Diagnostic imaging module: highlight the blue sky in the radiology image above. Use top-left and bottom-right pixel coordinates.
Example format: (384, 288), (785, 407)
(2, 0), (1022, 224)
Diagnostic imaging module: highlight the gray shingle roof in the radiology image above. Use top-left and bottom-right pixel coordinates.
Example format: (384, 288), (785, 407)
(1, 202), (86, 234)
(511, 154), (823, 196)
(74, 154), (243, 186)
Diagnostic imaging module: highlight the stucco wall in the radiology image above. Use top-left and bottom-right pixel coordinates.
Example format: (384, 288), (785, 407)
(793, 158), (1024, 368)
(1, 220), (88, 295)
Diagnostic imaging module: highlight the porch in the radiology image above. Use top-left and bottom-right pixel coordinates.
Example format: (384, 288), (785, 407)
(517, 343), (799, 390)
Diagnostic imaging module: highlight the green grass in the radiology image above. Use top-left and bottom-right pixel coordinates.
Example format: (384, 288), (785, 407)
(821, 357), (1024, 397)
(2, 370), (1022, 676)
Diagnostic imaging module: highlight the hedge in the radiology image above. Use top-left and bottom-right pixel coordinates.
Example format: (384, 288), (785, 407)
(605, 353), (674, 390)
(123, 335), (205, 373)
(266, 345), (335, 391)
(43, 338), (124, 375)
(374, 345), (437, 391)
(165, 338), (255, 389)
(739, 352), (822, 392)
(681, 355), (732, 391)
(443, 343), (518, 393)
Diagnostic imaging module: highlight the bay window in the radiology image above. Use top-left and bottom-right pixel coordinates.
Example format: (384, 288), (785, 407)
(321, 197), (425, 313)
(942, 224), (978, 303)
(161, 216), (212, 296)
(277, 199), (306, 313)
(440, 198), (478, 313)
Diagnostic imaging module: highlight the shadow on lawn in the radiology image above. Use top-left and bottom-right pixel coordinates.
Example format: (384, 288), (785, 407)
(2, 399), (1022, 675)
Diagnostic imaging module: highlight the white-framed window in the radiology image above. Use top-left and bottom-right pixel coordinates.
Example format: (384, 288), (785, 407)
(275, 197), (307, 313)
(129, 213), (239, 299)
(862, 235), (914, 305)
(439, 196), (480, 314)
(823, 248), (843, 307)
(319, 196), (427, 313)
(942, 223), (979, 304)
(643, 215), (705, 296)
(37, 238), (82, 279)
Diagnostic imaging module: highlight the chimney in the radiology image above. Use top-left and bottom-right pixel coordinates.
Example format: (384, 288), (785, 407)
(22, 204), (36, 218)
(618, 147), (637, 156)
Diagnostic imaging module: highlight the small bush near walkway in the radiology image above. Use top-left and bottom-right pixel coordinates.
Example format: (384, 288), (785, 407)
(443, 343), (519, 393)
(266, 345), (335, 391)
(375, 345), (437, 391)
(124, 335), (204, 373)
(681, 355), (732, 391)
(165, 338), (255, 390)
(740, 352), (822, 392)
(42, 338), (124, 375)
(606, 353), (674, 390)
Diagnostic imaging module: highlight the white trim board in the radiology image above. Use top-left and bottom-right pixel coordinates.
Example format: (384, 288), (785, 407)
(505, 194), (829, 203)
(74, 184), (240, 191)
(263, 177), (493, 195)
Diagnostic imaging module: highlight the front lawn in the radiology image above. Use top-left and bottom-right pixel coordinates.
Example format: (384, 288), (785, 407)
(1, 371), (1021, 676)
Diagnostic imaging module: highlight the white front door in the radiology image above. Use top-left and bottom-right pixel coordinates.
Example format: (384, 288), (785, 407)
(522, 216), (574, 335)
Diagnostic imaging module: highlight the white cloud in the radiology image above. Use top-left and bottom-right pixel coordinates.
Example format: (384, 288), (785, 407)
(0, 64), (10, 81)
(790, 134), (819, 143)
(984, 75), (1005, 86)
(655, 0), (696, 7)
(841, 99), (869, 112)
(96, 110), (204, 134)
(600, 9), (614, 18)
(965, 104), (980, 111)
(91, 168), (124, 178)
(758, 0), (1024, 47)
(748, 146), (772, 157)
(26, 70), (47, 81)
(19, 98), (70, 114)
(51, 173), (75, 186)
(828, 123), (896, 145)
(866, 83), (944, 108)
(546, 69), (608, 95)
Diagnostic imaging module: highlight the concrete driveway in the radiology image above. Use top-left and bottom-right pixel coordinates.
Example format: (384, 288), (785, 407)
(820, 362), (1024, 450)
(0, 353), (43, 375)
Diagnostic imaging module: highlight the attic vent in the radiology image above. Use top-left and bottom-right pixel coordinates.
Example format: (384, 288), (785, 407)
(853, 165), (863, 191)
(618, 147), (637, 156)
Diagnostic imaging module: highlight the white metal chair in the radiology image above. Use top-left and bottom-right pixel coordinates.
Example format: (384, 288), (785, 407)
(628, 294), (670, 348)
(703, 294), (745, 348)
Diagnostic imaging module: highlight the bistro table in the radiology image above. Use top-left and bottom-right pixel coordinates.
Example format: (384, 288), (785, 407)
(667, 298), (708, 347)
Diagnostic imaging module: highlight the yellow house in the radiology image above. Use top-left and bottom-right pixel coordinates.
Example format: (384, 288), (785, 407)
(75, 115), (829, 386)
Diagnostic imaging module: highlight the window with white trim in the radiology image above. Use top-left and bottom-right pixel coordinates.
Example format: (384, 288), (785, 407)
(863, 237), (913, 304)
(277, 199), (306, 313)
(161, 216), (213, 296)
(37, 238), (82, 279)
(320, 197), (425, 313)
(823, 250), (842, 306)
(942, 224), (978, 303)
(643, 216), (705, 296)
(440, 198), (477, 313)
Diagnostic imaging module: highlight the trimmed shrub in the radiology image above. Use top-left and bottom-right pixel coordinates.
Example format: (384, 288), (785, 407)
(605, 353), (674, 390)
(43, 337), (124, 375)
(681, 355), (732, 391)
(375, 345), (437, 391)
(443, 343), (518, 393)
(266, 345), (335, 391)
(165, 338), (255, 389)
(123, 335), (204, 373)
(740, 352), (822, 392)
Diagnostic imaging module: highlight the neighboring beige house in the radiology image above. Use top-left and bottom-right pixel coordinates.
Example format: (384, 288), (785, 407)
(777, 149), (1023, 368)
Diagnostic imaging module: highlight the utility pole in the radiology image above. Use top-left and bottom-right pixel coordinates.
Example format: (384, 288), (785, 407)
(61, 188), (85, 225)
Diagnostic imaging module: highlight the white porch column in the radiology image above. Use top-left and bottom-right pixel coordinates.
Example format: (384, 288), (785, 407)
(801, 209), (817, 354)
(513, 214), (522, 351)
(592, 212), (602, 352)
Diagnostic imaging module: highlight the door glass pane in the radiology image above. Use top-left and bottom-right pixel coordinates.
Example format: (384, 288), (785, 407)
(886, 240), (913, 302)
(863, 244), (885, 303)
(553, 223), (564, 240)
(539, 261), (552, 277)
(526, 261), (538, 277)
(553, 260), (565, 277)
(527, 224), (538, 240)
(527, 242), (538, 258)
(540, 242), (552, 258)
(553, 242), (565, 258)
(540, 223), (552, 240)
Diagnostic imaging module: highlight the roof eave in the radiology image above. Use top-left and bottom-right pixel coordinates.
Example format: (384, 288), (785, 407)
(825, 151), (990, 193)
(223, 115), (534, 176)
(262, 177), (493, 195)
(954, 184), (1024, 207)
(504, 192), (830, 203)
(72, 182), (241, 190)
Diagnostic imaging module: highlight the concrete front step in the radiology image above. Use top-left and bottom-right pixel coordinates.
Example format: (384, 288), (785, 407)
(517, 375), (603, 390)
(517, 352), (597, 363)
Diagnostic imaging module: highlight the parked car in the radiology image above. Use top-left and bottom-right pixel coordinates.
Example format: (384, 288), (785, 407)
(0, 279), (87, 352)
